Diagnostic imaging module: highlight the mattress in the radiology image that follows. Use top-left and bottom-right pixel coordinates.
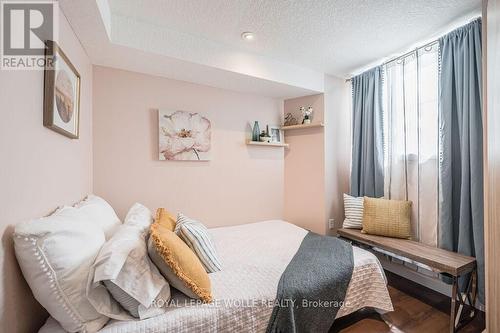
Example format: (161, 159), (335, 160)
(40, 220), (393, 333)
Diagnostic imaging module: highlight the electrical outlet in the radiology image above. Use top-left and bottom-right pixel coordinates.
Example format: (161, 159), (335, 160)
(328, 219), (335, 229)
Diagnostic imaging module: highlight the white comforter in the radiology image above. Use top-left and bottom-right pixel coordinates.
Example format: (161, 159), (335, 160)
(40, 220), (393, 333)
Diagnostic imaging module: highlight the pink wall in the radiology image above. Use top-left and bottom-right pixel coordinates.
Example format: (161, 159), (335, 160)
(92, 66), (284, 226)
(283, 94), (326, 234)
(283, 81), (351, 236)
(0, 10), (93, 333)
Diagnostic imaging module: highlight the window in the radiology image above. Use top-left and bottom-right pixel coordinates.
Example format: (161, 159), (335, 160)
(382, 43), (439, 246)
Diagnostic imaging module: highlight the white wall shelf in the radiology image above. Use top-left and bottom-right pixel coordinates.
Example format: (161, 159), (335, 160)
(246, 140), (289, 148)
(281, 123), (324, 130)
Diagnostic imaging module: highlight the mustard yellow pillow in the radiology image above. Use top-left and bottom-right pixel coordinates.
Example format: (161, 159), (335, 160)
(155, 208), (176, 231)
(148, 218), (212, 303)
(362, 197), (412, 239)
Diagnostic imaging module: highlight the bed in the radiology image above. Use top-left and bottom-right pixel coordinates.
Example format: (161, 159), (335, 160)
(39, 220), (393, 333)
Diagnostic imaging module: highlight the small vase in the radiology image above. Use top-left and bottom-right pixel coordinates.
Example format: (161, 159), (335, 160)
(252, 121), (260, 141)
(303, 118), (311, 124)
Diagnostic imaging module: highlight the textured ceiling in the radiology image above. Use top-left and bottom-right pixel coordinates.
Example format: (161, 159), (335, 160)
(108, 0), (481, 76)
(59, 0), (481, 97)
(58, 0), (324, 98)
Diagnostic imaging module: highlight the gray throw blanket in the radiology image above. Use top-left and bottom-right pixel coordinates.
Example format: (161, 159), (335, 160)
(266, 232), (354, 333)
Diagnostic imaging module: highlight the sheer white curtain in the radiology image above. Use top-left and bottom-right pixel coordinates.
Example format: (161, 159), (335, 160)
(383, 43), (439, 246)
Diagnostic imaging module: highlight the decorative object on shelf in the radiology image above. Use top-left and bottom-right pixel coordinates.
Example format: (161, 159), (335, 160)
(158, 110), (211, 161)
(259, 128), (271, 142)
(284, 113), (298, 126)
(302, 106), (313, 124)
(43, 40), (81, 139)
(252, 121), (260, 141)
(269, 125), (283, 143)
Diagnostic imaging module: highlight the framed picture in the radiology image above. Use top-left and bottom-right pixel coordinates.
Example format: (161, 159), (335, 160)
(43, 40), (80, 139)
(158, 110), (212, 161)
(269, 125), (284, 143)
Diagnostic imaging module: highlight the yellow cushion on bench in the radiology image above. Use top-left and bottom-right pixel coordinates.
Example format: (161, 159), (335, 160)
(362, 197), (412, 239)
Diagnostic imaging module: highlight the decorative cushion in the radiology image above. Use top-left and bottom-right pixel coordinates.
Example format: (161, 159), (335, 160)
(155, 208), (176, 231)
(362, 197), (412, 239)
(174, 213), (222, 273)
(14, 206), (108, 332)
(342, 194), (364, 229)
(148, 217), (212, 303)
(74, 195), (121, 239)
(102, 281), (141, 317)
(87, 203), (170, 320)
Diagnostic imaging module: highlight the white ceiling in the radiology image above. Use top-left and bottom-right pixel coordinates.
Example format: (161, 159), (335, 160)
(59, 0), (481, 98)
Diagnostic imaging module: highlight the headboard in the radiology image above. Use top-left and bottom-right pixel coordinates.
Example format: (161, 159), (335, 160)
(1, 225), (47, 332)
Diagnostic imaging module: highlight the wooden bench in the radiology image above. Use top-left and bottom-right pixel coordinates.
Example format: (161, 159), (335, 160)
(337, 228), (477, 333)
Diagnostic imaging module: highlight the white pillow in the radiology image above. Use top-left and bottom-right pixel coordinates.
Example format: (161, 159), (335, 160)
(87, 203), (171, 320)
(74, 195), (121, 239)
(14, 206), (108, 333)
(343, 193), (364, 229)
(121, 202), (154, 231)
(39, 317), (67, 333)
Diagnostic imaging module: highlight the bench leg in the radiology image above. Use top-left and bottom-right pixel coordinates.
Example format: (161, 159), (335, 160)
(469, 269), (478, 318)
(450, 277), (457, 333)
(450, 268), (478, 333)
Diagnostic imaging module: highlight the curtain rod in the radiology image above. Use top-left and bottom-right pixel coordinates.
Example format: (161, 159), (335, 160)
(345, 16), (481, 82)
(345, 39), (439, 83)
(381, 40), (439, 67)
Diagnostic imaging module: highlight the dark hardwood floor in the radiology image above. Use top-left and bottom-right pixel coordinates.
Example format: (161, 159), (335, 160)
(330, 271), (485, 333)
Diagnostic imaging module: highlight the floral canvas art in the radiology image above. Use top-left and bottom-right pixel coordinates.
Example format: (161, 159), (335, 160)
(158, 110), (211, 161)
